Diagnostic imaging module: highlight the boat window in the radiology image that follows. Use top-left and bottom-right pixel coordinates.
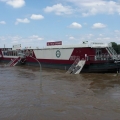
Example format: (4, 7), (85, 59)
(3, 51), (5, 56)
(7, 51), (9, 56)
(9, 51), (11, 56)
(96, 49), (102, 56)
(15, 51), (16, 56)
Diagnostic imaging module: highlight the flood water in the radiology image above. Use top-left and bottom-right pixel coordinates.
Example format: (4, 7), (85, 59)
(0, 64), (120, 120)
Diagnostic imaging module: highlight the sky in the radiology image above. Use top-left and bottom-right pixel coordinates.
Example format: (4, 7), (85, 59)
(0, 0), (120, 48)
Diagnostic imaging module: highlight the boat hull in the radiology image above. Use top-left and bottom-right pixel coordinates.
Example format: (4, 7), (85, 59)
(24, 60), (120, 73)
(1, 46), (120, 73)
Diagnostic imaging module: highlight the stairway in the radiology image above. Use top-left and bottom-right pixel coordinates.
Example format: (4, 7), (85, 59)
(66, 58), (86, 74)
(106, 47), (118, 60)
(6, 57), (21, 66)
(73, 59), (86, 74)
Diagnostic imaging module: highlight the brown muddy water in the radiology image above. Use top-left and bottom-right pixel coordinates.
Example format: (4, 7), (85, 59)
(0, 64), (120, 120)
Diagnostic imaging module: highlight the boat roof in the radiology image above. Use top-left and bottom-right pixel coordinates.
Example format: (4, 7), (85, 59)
(1, 41), (112, 50)
(34, 42), (111, 50)
(20, 42), (112, 50)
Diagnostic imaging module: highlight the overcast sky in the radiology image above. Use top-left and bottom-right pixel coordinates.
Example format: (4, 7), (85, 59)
(0, 0), (120, 48)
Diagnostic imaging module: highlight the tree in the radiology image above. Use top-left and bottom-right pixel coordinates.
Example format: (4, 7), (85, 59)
(111, 42), (118, 53)
(117, 44), (120, 54)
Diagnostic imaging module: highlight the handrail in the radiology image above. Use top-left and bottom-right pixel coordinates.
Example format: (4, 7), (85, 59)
(29, 56), (42, 81)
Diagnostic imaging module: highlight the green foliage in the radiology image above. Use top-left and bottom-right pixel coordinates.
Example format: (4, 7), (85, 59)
(111, 42), (120, 54)
(117, 44), (120, 54)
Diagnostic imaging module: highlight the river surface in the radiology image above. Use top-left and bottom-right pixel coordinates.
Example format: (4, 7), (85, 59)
(0, 64), (120, 120)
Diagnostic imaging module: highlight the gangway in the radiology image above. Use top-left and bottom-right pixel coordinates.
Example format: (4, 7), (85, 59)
(66, 58), (86, 74)
(73, 59), (86, 74)
(6, 57), (21, 66)
(106, 47), (119, 60)
(6, 52), (26, 67)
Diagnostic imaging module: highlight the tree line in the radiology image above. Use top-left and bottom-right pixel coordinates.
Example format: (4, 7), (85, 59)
(111, 42), (120, 54)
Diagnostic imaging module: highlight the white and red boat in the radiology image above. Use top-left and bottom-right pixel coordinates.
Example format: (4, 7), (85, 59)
(0, 41), (120, 73)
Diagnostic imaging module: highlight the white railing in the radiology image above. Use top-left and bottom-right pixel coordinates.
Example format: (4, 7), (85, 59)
(106, 47), (119, 60)
(6, 59), (15, 66)
(6, 57), (21, 66)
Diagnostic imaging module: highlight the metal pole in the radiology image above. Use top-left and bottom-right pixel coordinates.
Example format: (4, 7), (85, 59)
(29, 56), (42, 81)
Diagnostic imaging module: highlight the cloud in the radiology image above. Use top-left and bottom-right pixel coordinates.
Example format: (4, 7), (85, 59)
(114, 30), (120, 33)
(15, 18), (30, 25)
(69, 22), (82, 29)
(0, 21), (6, 24)
(0, 36), (6, 40)
(44, 3), (73, 15)
(103, 37), (110, 40)
(30, 14), (44, 20)
(47, 40), (55, 42)
(67, 0), (120, 16)
(99, 34), (103, 36)
(0, 35), (44, 48)
(12, 41), (18, 44)
(87, 34), (94, 39)
(10, 36), (22, 40)
(83, 22), (87, 25)
(29, 35), (44, 41)
(69, 36), (75, 40)
(92, 23), (106, 29)
(1, 0), (25, 8)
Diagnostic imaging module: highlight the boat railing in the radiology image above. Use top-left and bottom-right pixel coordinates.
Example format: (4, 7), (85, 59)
(106, 47), (120, 60)
(88, 54), (117, 61)
(6, 58), (17, 66)
(18, 53), (26, 58)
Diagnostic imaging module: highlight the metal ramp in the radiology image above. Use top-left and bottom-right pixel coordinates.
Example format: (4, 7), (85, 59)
(66, 58), (86, 74)
(74, 59), (86, 74)
(6, 57), (21, 66)
(106, 47), (119, 60)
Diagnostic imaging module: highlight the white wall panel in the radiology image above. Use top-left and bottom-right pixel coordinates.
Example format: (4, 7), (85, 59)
(34, 48), (74, 60)
(4, 56), (18, 58)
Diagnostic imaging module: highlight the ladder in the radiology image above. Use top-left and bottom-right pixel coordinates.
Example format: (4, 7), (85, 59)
(6, 57), (21, 66)
(66, 58), (86, 74)
(106, 47), (118, 60)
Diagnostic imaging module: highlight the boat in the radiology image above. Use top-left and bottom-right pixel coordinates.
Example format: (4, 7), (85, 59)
(0, 41), (120, 73)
